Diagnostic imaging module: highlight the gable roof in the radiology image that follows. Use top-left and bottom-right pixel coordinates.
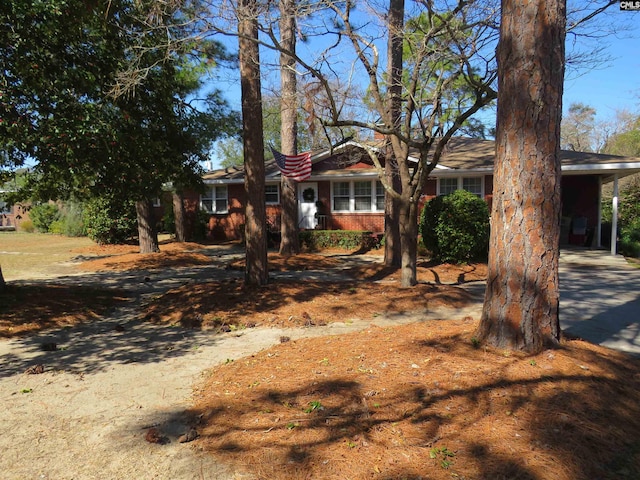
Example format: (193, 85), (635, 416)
(203, 137), (640, 185)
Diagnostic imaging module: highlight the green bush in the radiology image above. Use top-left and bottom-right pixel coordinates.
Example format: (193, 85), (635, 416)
(83, 196), (138, 244)
(19, 219), (34, 233)
(29, 203), (61, 233)
(49, 219), (65, 235)
(161, 204), (176, 234)
(618, 217), (640, 257)
(419, 190), (490, 263)
(60, 202), (86, 237)
(603, 178), (640, 256)
(299, 230), (380, 251)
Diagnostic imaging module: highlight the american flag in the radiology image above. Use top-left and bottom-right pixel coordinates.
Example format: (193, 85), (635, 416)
(270, 146), (312, 182)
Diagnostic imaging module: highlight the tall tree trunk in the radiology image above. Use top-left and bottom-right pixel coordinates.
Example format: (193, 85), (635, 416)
(239, 0), (268, 285)
(384, 153), (401, 267)
(278, 0), (300, 256)
(398, 195), (418, 287)
(383, 0), (404, 268)
(172, 191), (187, 242)
(476, 0), (566, 353)
(136, 199), (160, 254)
(0, 265), (5, 292)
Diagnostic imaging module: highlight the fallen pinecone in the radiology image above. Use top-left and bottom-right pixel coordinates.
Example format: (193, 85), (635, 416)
(25, 364), (45, 375)
(178, 428), (199, 443)
(144, 427), (167, 444)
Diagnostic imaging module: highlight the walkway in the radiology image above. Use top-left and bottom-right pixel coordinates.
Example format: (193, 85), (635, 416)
(559, 248), (640, 356)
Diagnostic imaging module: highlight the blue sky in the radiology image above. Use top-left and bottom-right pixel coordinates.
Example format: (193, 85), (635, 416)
(210, 6), (639, 167)
(563, 9), (640, 122)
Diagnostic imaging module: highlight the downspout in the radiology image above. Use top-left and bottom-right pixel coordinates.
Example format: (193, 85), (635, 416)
(611, 173), (619, 256)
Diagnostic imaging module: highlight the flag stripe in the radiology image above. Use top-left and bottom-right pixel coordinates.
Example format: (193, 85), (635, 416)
(270, 147), (312, 182)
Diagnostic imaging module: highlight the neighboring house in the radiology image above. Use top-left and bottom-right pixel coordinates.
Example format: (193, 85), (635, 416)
(0, 191), (30, 231)
(196, 138), (640, 250)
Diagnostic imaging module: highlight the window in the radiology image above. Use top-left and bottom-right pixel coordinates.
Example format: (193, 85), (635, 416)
(152, 197), (162, 207)
(0, 201), (10, 214)
(439, 178), (458, 196)
(265, 184), (279, 204)
(201, 186), (228, 213)
(438, 177), (484, 197)
(333, 181), (351, 211)
(463, 177), (483, 197)
(332, 180), (384, 213)
(354, 181), (372, 211)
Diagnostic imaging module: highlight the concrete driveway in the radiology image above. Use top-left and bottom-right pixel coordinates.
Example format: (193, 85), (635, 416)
(560, 249), (640, 356)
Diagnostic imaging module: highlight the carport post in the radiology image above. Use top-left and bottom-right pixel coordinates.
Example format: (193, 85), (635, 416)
(611, 173), (619, 256)
(597, 176), (602, 248)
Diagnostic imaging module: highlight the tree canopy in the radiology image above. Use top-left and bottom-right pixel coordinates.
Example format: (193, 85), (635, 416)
(0, 0), (239, 206)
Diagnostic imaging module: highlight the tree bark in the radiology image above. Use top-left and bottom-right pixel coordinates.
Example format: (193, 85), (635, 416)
(172, 191), (187, 242)
(278, 0), (300, 256)
(398, 195), (418, 286)
(135, 199), (160, 254)
(476, 0), (566, 353)
(384, 152), (401, 267)
(239, 0), (268, 285)
(0, 265), (6, 292)
(383, 0), (404, 268)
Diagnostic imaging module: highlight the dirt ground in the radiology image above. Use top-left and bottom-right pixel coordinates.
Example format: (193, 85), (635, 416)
(1, 235), (640, 480)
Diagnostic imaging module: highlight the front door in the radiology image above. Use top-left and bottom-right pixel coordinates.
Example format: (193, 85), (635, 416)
(298, 183), (318, 229)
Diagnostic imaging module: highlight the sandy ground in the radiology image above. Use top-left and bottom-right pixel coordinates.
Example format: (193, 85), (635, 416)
(0, 249), (480, 480)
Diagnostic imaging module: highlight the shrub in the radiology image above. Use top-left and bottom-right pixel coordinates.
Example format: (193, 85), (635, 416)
(299, 230), (379, 251)
(83, 196), (138, 244)
(161, 204), (176, 234)
(19, 219), (34, 233)
(29, 203), (61, 233)
(60, 202), (86, 237)
(48, 220), (65, 235)
(618, 218), (640, 257)
(419, 190), (490, 263)
(194, 209), (211, 241)
(603, 177), (640, 256)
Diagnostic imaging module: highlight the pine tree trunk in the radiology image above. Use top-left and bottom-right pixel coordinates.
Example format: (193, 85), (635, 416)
(476, 0), (565, 353)
(239, 0), (268, 285)
(383, 0), (404, 268)
(172, 191), (187, 243)
(135, 199), (160, 254)
(384, 154), (401, 267)
(278, 0), (300, 256)
(398, 195), (418, 287)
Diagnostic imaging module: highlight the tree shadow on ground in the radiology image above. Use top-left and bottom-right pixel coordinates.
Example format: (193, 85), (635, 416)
(0, 299), (234, 377)
(168, 325), (640, 480)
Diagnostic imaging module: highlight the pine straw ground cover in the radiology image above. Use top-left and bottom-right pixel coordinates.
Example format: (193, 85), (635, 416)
(3, 239), (640, 479)
(190, 321), (640, 480)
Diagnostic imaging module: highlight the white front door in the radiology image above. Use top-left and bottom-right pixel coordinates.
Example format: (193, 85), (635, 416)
(298, 183), (318, 229)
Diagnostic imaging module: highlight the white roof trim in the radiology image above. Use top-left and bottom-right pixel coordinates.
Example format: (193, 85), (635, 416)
(204, 178), (245, 185)
(561, 162), (640, 172)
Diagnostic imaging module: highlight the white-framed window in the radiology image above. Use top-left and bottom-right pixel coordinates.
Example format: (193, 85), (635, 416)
(354, 181), (372, 211)
(152, 197), (162, 207)
(332, 180), (385, 213)
(438, 177), (484, 197)
(462, 177), (483, 196)
(201, 186), (228, 214)
(439, 178), (459, 196)
(0, 201), (10, 214)
(333, 181), (351, 211)
(265, 184), (280, 204)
